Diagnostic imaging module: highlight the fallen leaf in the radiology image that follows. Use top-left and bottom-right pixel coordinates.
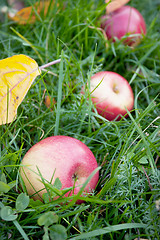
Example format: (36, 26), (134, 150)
(0, 54), (40, 125)
(0, 54), (61, 125)
(8, 0), (57, 24)
(44, 95), (56, 110)
(105, 0), (130, 14)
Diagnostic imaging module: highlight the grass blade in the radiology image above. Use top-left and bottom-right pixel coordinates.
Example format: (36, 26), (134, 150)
(13, 220), (30, 240)
(54, 52), (64, 136)
(70, 223), (147, 239)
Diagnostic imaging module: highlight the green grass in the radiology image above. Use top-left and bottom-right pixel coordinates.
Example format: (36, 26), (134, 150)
(0, 0), (160, 239)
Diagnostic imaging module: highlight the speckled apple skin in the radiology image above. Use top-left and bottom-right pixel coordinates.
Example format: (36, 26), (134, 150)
(101, 6), (146, 46)
(89, 71), (134, 121)
(20, 136), (99, 203)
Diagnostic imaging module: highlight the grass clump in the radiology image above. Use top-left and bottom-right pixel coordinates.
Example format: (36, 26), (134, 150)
(0, 0), (160, 239)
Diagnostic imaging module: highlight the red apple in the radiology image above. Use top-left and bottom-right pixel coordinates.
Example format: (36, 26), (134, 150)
(101, 5), (146, 46)
(82, 71), (134, 121)
(20, 136), (99, 203)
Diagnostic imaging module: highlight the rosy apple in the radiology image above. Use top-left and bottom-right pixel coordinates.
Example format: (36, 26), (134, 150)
(20, 136), (99, 203)
(101, 5), (146, 46)
(82, 71), (134, 121)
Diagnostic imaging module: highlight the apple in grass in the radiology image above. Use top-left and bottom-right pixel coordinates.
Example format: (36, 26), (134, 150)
(82, 71), (134, 121)
(101, 5), (146, 46)
(20, 136), (99, 204)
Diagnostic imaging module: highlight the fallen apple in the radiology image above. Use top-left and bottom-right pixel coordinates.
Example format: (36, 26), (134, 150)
(82, 71), (134, 121)
(101, 5), (146, 46)
(20, 136), (99, 203)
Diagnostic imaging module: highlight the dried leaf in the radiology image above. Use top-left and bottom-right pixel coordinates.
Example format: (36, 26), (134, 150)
(8, 0), (57, 24)
(44, 95), (56, 110)
(0, 54), (41, 125)
(105, 0), (130, 14)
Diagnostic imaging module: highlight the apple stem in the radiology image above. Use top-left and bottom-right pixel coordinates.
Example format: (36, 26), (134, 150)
(72, 173), (78, 181)
(113, 84), (119, 94)
(39, 59), (61, 70)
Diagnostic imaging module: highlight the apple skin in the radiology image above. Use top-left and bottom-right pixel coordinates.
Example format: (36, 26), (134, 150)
(20, 136), (99, 203)
(82, 71), (134, 121)
(101, 5), (146, 46)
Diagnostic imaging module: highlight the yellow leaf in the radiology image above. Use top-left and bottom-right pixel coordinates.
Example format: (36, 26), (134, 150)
(105, 0), (130, 14)
(0, 54), (41, 125)
(8, 0), (57, 25)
